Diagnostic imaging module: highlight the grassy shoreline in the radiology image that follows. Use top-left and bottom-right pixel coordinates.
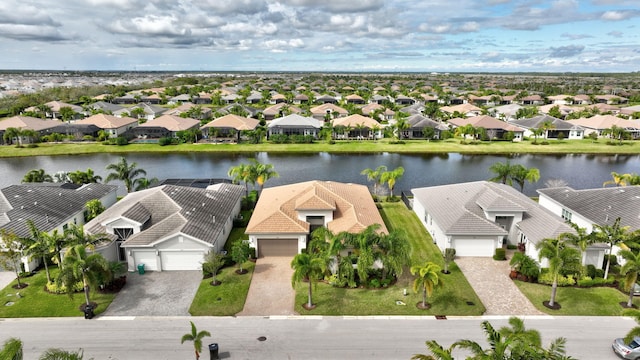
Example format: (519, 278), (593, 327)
(2, 138), (640, 158)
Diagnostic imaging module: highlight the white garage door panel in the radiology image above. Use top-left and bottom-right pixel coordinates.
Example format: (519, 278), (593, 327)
(160, 251), (204, 271)
(453, 239), (494, 257)
(134, 252), (158, 271)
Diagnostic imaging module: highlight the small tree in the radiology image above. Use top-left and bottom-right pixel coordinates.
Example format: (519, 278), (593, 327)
(56, 245), (110, 307)
(291, 252), (326, 310)
(231, 241), (250, 274)
(443, 248), (456, 274)
(620, 249), (640, 308)
(410, 261), (442, 309)
(0, 231), (27, 289)
(84, 199), (105, 222)
(202, 252), (226, 285)
(380, 166), (405, 198)
(181, 321), (211, 360)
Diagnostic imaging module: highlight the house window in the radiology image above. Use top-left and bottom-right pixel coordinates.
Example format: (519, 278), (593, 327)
(114, 228), (133, 261)
(561, 208), (572, 222)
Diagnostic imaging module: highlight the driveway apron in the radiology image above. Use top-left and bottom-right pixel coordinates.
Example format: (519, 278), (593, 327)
(455, 251), (544, 316)
(101, 271), (202, 317)
(237, 257), (296, 316)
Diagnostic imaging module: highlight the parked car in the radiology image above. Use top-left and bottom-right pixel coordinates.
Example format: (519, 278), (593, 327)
(612, 336), (640, 359)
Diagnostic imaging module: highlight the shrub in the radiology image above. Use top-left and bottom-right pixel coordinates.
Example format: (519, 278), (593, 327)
(45, 281), (84, 294)
(269, 134), (289, 144)
(557, 132), (565, 140)
(369, 278), (381, 288)
(586, 264), (597, 278)
(605, 254), (618, 267)
(82, 135), (94, 141)
(577, 276), (616, 287)
(493, 248), (506, 261)
(158, 137), (174, 146)
(26, 143), (39, 148)
(538, 269), (576, 286)
(595, 268), (604, 278)
(540, 141), (549, 145)
(506, 244), (517, 250)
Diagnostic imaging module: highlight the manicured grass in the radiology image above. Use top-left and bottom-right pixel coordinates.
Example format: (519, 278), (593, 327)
(188, 262), (255, 316)
(2, 138), (640, 158)
(0, 268), (115, 317)
(515, 280), (630, 316)
(293, 202), (485, 316)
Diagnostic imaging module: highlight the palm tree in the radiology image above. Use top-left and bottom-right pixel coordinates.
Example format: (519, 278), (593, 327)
(84, 199), (106, 222)
(0, 337), (23, 360)
(68, 168), (102, 184)
(228, 163), (253, 195)
(592, 217), (629, 279)
(180, 321), (211, 360)
(291, 252), (326, 309)
(559, 223), (592, 269)
(3, 127), (24, 146)
(510, 164), (540, 192)
(454, 320), (513, 359)
(620, 249), (640, 308)
(251, 159), (279, 196)
(536, 237), (581, 307)
(64, 224), (109, 250)
(380, 166), (404, 198)
(410, 261), (442, 309)
(24, 220), (54, 283)
(498, 317), (542, 358)
(377, 230), (410, 279)
(488, 160), (515, 185)
(56, 244), (110, 307)
(105, 157), (147, 193)
(411, 340), (455, 360)
(360, 165), (387, 196)
(22, 169), (53, 183)
(133, 177), (158, 191)
(603, 171), (628, 187)
(623, 309), (640, 344)
(39, 348), (87, 360)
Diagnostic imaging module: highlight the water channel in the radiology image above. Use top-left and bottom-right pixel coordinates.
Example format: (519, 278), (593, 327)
(0, 152), (638, 196)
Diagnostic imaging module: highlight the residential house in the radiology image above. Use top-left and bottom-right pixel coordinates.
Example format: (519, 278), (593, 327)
(405, 114), (447, 139)
(167, 94), (192, 105)
(112, 94), (137, 105)
(440, 103), (483, 117)
(547, 95), (575, 105)
(519, 95), (544, 105)
(595, 94), (628, 105)
(315, 94), (338, 104)
(113, 103), (167, 121)
(85, 101), (124, 115)
(245, 181), (388, 257)
(394, 95), (415, 105)
(163, 103), (212, 121)
(448, 115), (524, 141)
(567, 115), (640, 138)
(133, 114), (200, 139)
(0, 116), (64, 144)
(217, 104), (260, 118)
(621, 105), (640, 117)
(309, 103), (349, 121)
(267, 114), (322, 139)
(245, 91), (263, 104)
(369, 94), (388, 104)
(490, 104), (522, 121)
(573, 95), (591, 105)
(331, 114), (383, 140)
(537, 186), (640, 265)
(293, 93), (309, 105)
(509, 115), (584, 140)
(0, 182), (118, 271)
(345, 94), (365, 104)
(201, 114), (259, 141)
(86, 183), (244, 271)
(411, 181), (604, 266)
(538, 104), (575, 118)
(270, 93), (287, 104)
(262, 103), (303, 121)
(24, 101), (83, 120)
(361, 103), (394, 121)
(72, 114), (138, 138)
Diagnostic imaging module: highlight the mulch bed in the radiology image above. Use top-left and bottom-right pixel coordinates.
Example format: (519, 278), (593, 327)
(12, 283), (29, 290)
(543, 301), (561, 310)
(302, 303), (317, 310)
(210, 280), (222, 286)
(416, 302), (432, 310)
(620, 302), (638, 309)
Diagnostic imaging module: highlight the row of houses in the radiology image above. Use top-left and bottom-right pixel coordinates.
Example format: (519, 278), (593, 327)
(2, 176), (632, 274)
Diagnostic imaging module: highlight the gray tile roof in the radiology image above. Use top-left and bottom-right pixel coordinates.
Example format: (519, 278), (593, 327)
(268, 114), (322, 128)
(0, 183), (117, 237)
(412, 181), (574, 244)
(86, 183), (244, 247)
(537, 186), (640, 229)
(509, 115), (584, 131)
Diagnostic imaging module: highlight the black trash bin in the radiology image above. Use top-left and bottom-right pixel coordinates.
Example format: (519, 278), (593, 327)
(208, 343), (219, 360)
(84, 305), (94, 319)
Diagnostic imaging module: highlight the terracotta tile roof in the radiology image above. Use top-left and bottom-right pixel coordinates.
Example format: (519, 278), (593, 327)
(568, 115), (640, 130)
(0, 116), (63, 131)
(309, 103), (348, 115)
(74, 113), (137, 129)
(246, 181), (387, 235)
(202, 114), (259, 130)
(138, 114), (199, 131)
(449, 115), (524, 132)
(332, 114), (380, 128)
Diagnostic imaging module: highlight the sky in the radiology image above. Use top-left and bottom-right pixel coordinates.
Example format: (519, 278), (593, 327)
(0, 0), (639, 72)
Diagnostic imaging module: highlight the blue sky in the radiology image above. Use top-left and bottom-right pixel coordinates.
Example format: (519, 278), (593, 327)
(1, 0), (638, 72)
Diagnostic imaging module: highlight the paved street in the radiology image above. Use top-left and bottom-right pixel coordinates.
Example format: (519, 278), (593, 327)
(0, 316), (633, 359)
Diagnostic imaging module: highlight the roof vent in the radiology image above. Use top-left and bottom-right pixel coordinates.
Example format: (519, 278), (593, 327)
(212, 215), (216, 223)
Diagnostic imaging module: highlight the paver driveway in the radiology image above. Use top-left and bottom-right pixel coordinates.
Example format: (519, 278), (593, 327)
(101, 271), (202, 317)
(237, 257), (296, 316)
(455, 251), (544, 316)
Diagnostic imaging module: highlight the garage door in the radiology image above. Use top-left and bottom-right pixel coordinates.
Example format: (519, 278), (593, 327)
(453, 239), (495, 257)
(160, 251), (205, 271)
(133, 251), (158, 271)
(258, 239), (298, 257)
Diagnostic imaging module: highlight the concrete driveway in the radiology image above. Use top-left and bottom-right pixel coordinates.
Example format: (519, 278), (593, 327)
(0, 271), (15, 291)
(101, 271), (202, 317)
(237, 257), (296, 316)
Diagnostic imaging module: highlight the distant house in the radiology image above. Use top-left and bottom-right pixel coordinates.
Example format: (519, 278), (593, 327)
(345, 94), (365, 104)
(201, 114), (259, 141)
(567, 115), (640, 138)
(490, 104), (522, 121)
(448, 115), (524, 141)
(509, 115), (584, 140)
(85, 101), (124, 115)
(411, 181), (602, 266)
(167, 94), (192, 105)
(405, 114), (447, 139)
(0, 116), (64, 144)
(262, 103), (302, 121)
(309, 103), (348, 121)
(519, 95), (544, 105)
(85, 183), (244, 271)
(113, 103), (167, 121)
(246, 181), (387, 257)
(217, 104), (260, 118)
(440, 103), (482, 117)
(133, 114), (200, 139)
(394, 95), (415, 105)
(293, 93), (309, 105)
(315, 94), (338, 104)
(73, 114), (138, 138)
(331, 114), (383, 140)
(163, 103), (212, 121)
(361, 103), (394, 121)
(594, 94), (628, 105)
(0, 182), (118, 272)
(267, 114), (322, 139)
(547, 95), (574, 105)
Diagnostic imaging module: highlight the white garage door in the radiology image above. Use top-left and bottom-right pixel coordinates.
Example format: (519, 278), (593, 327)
(453, 239), (495, 257)
(133, 251), (158, 271)
(160, 251), (204, 271)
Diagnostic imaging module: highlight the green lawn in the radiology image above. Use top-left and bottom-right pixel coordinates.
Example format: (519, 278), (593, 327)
(0, 268), (116, 317)
(2, 138), (640, 158)
(293, 202), (486, 316)
(188, 262), (255, 316)
(515, 280), (631, 316)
